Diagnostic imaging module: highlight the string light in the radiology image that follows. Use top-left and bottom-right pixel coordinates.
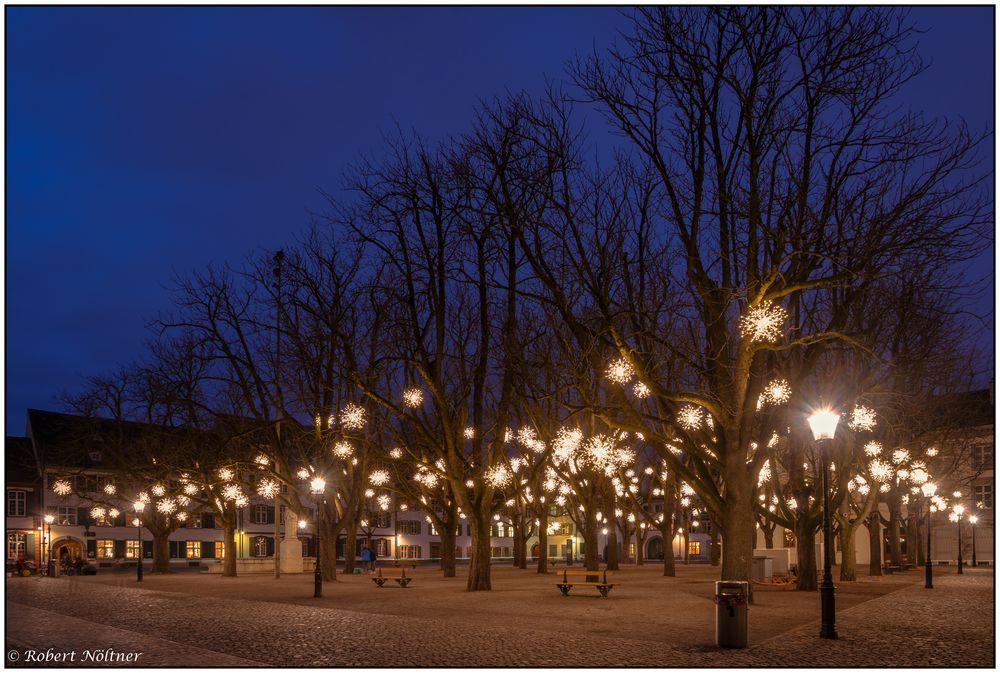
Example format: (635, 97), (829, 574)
(464, 427), (475, 439)
(849, 405), (877, 432)
(633, 382), (651, 399)
(340, 403), (366, 429)
(370, 470), (390, 486)
(864, 441), (882, 457)
(218, 467), (234, 481)
(740, 301), (788, 342)
(103, 483), (117, 495)
(677, 406), (703, 431)
(606, 358), (634, 384)
(892, 448), (910, 465)
(332, 442), (354, 459)
(389, 448), (403, 460)
(402, 388), (424, 408)
(257, 479), (280, 499)
(151, 484), (166, 497)
(53, 480), (72, 496)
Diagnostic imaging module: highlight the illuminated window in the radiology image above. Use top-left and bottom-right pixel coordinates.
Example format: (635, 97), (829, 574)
(398, 545), (421, 559)
(186, 541), (201, 558)
(973, 484), (993, 509)
(56, 507), (77, 526)
(376, 512), (392, 528)
(125, 540), (140, 559)
(252, 536), (268, 557)
(687, 541), (701, 556)
(96, 540), (115, 558)
(7, 533), (26, 560)
(374, 538), (390, 557)
(629, 543), (635, 556)
(215, 541), (225, 558)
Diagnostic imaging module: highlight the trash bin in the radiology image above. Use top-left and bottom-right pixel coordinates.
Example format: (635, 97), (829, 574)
(715, 581), (749, 648)
(751, 556), (773, 581)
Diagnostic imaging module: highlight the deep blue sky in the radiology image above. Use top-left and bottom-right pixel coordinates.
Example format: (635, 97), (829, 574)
(6, 6), (994, 432)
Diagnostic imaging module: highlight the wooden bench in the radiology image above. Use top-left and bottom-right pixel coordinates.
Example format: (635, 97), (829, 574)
(372, 567), (412, 588)
(555, 568), (614, 597)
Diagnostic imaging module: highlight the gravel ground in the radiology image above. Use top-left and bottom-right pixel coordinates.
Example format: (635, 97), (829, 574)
(5, 564), (993, 667)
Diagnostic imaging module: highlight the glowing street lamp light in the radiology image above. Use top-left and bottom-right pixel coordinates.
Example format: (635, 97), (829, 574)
(310, 478), (326, 598)
(921, 482), (937, 589)
(808, 408), (840, 640)
(133, 501), (145, 582)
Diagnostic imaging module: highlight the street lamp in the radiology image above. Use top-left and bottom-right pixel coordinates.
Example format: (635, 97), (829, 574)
(133, 501), (145, 582)
(808, 408), (840, 640)
(969, 514), (978, 567)
(310, 477), (326, 598)
(43, 514), (54, 577)
(951, 503), (965, 574)
(921, 482), (937, 589)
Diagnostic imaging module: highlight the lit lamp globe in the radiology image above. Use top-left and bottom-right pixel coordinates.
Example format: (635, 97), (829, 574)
(43, 514), (54, 525)
(133, 501), (145, 513)
(969, 515), (978, 525)
(298, 520), (307, 530)
(808, 409), (841, 441)
(921, 482), (937, 498)
(310, 477), (326, 495)
(953, 504), (965, 517)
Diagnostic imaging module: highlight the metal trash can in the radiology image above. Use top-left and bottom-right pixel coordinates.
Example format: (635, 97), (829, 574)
(751, 556), (773, 581)
(715, 581), (749, 648)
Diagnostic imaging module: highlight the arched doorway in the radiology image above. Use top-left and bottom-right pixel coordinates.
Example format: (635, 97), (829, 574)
(647, 536), (664, 560)
(50, 537), (83, 564)
(530, 544), (540, 559)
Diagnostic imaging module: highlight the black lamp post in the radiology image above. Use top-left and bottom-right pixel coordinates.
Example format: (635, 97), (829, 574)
(951, 503), (965, 574)
(311, 477), (326, 598)
(43, 514), (54, 577)
(969, 514), (978, 567)
(921, 482), (937, 589)
(133, 501), (145, 582)
(808, 409), (840, 640)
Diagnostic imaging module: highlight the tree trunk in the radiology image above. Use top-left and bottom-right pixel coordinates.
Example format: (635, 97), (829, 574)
(634, 530), (645, 566)
(152, 533), (170, 573)
(867, 515), (883, 576)
(513, 520), (527, 569)
(321, 511), (337, 582)
(907, 516), (921, 565)
(439, 527), (457, 578)
(661, 525), (676, 576)
(719, 464), (755, 582)
(794, 517), (818, 591)
(839, 522), (857, 581)
(583, 511), (599, 571)
(763, 525), (775, 549)
(222, 524), (237, 577)
(467, 513), (492, 591)
(710, 527), (721, 566)
(889, 509), (903, 567)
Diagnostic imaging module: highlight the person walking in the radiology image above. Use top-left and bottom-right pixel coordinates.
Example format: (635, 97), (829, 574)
(361, 545), (373, 573)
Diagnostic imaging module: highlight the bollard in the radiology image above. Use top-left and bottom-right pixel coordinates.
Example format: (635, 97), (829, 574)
(715, 580), (749, 648)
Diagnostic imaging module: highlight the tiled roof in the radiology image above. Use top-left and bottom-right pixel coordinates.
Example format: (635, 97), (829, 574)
(5, 436), (39, 484)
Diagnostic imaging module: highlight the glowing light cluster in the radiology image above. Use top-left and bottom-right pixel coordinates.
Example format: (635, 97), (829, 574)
(633, 382), (651, 399)
(864, 441), (883, 457)
(464, 427), (475, 439)
(184, 483), (199, 496)
(137, 491), (150, 503)
(402, 387), (424, 408)
(257, 479), (280, 498)
(151, 483), (166, 497)
(222, 484), (245, 504)
(108, 508), (120, 518)
(369, 470), (390, 487)
(254, 454), (270, 466)
(484, 464), (513, 489)
(740, 301), (788, 342)
(891, 448), (910, 465)
(606, 358), (634, 384)
(296, 468), (311, 480)
(340, 403), (367, 429)
(332, 442), (354, 459)
(926, 447), (939, 457)
(553, 427), (583, 463)
(90, 507), (106, 520)
(677, 405), (703, 431)
(758, 379), (791, 409)
(157, 498), (177, 514)
(849, 405), (877, 432)
(868, 459), (891, 482)
(218, 467), (234, 482)
(389, 447), (403, 460)
(53, 480), (72, 496)
(377, 494), (391, 511)
(758, 463), (772, 486)
(103, 483), (117, 495)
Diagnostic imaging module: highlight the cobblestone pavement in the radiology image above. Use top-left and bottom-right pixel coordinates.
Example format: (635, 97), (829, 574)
(5, 568), (993, 667)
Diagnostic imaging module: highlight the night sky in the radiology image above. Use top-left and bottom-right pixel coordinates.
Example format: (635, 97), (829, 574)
(6, 6), (994, 433)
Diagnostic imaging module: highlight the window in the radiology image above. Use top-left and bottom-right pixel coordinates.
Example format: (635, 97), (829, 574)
(7, 533), (26, 560)
(653, 502), (663, 513)
(549, 544), (557, 557)
(186, 541), (201, 559)
(376, 512), (391, 528)
(374, 538), (390, 557)
(782, 529), (796, 548)
(973, 484), (993, 509)
(492, 523), (512, 538)
(215, 542), (226, 559)
(187, 515), (202, 529)
(629, 543), (635, 556)
(7, 490), (26, 517)
(397, 520), (421, 535)
(972, 443), (994, 470)
(252, 536), (269, 557)
(253, 505), (268, 525)
(398, 545), (421, 559)
(96, 540), (115, 559)
(125, 540), (141, 559)
(56, 507), (77, 526)
(688, 541), (701, 556)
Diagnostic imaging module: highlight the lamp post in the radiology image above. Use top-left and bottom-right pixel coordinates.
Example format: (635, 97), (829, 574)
(921, 482), (937, 588)
(43, 514), (54, 577)
(808, 408), (840, 640)
(969, 515), (978, 567)
(951, 503), (965, 574)
(310, 477), (326, 598)
(133, 502), (145, 582)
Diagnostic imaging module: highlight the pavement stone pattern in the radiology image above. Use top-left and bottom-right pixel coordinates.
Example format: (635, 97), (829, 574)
(5, 569), (993, 667)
